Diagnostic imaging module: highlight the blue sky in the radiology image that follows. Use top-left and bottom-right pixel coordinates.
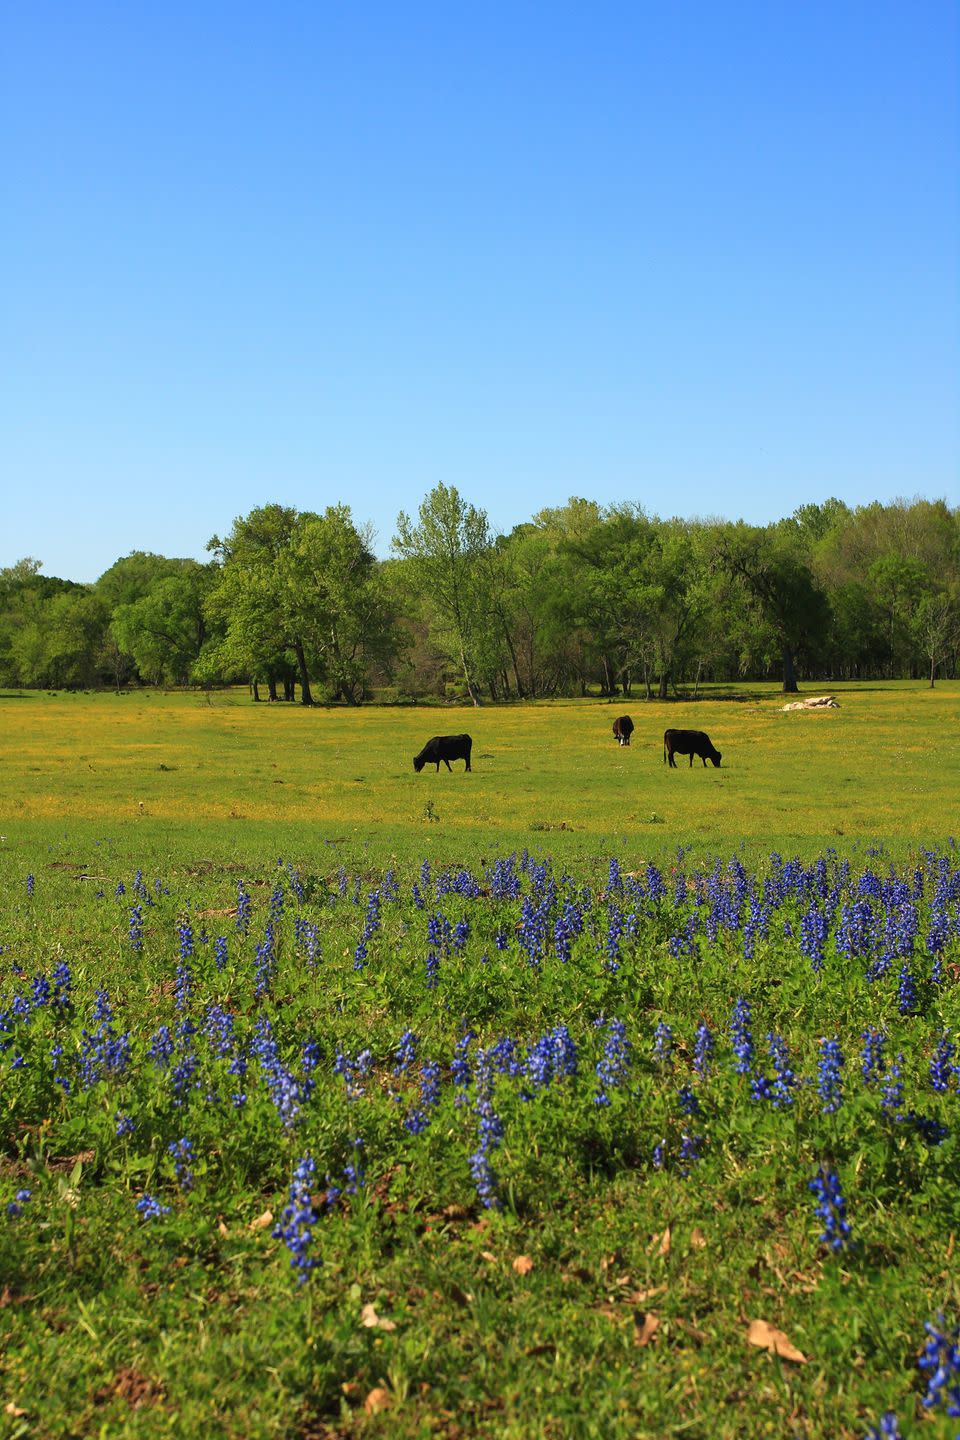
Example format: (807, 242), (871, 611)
(2, 2), (957, 581)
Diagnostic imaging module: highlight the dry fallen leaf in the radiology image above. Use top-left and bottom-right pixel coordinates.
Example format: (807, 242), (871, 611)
(361, 1303), (397, 1332)
(647, 1226), (671, 1257)
(690, 1228), (707, 1249)
(747, 1318), (808, 1364)
(248, 1209), (273, 1231)
(364, 1387), (391, 1414)
(513, 1255), (534, 1275)
(480, 1250), (497, 1263)
(625, 1285), (666, 1305)
(634, 1311), (660, 1347)
(5, 1403), (27, 1418)
(217, 1220), (229, 1238)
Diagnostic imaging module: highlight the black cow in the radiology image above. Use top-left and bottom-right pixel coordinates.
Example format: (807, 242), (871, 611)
(612, 715), (634, 746)
(663, 728), (722, 768)
(413, 734), (473, 773)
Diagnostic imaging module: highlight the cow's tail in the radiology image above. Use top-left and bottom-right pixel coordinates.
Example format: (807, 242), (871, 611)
(663, 739), (667, 764)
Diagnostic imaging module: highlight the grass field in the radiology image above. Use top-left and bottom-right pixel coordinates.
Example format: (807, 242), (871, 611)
(1, 685), (959, 1440)
(1, 681), (958, 868)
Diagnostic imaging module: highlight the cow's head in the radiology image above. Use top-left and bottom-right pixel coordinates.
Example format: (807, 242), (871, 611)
(710, 751), (722, 767)
(413, 755), (425, 773)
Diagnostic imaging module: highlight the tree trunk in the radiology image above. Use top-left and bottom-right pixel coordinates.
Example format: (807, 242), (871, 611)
(658, 671), (669, 700)
(782, 646), (799, 693)
(252, 680), (260, 702)
(930, 655), (936, 688)
(267, 677), (279, 701)
(293, 640), (314, 704)
(692, 658), (702, 700)
(458, 634), (481, 705)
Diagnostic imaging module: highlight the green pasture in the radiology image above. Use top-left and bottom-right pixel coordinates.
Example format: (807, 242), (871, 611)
(0, 681), (957, 872)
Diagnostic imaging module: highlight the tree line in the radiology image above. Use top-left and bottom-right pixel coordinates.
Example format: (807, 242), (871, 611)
(2, 491), (958, 700)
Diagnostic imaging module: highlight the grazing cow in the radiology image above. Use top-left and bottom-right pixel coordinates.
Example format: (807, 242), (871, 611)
(413, 734), (473, 773)
(663, 728), (722, 768)
(612, 715), (634, 746)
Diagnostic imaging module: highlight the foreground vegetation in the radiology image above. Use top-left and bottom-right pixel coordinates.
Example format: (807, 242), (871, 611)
(1, 687), (958, 1438)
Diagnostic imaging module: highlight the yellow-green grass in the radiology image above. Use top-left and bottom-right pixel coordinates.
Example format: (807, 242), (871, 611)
(0, 681), (956, 868)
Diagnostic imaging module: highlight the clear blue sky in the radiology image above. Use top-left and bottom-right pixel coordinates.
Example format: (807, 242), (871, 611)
(2, 2), (957, 581)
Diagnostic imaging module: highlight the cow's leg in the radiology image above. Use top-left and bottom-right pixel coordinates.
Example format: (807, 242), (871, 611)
(465, 758), (471, 771)
(689, 754), (694, 767)
(443, 758), (453, 772)
(435, 761), (441, 772)
(668, 751), (676, 768)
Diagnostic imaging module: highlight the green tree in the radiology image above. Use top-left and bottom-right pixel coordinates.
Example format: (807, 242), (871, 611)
(393, 484), (493, 706)
(715, 524), (830, 692)
(110, 562), (216, 685)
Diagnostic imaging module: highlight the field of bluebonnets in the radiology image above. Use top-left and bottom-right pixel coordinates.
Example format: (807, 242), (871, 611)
(1, 689), (959, 1439)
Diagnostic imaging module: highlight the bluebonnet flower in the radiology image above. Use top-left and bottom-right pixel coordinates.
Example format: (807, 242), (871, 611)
(607, 857), (623, 895)
(115, 1112), (134, 1138)
(135, 1193), (170, 1222)
(213, 935), (228, 971)
(730, 996), (753, 1074)
(31, 973), (51, 1009)
(494, 929), (509, 952)
(128, 904), (143, 951)
(880, 1054), (904, 1118)
(469, 1048), (504, 1209)
(132, 868), (148, 899)
(252, 1015), (306, 1129)
(235, 881), (252, 934)
(678, 1132), (702, 1175)
(652, 1139), (666, 1170)
(168, 1137), (195, 1191)
(177, 922), (193, 961)
(149, 1025), (175, 1069)
(78, 992), (131, 1088)
(393, 1029), (417, 1075)
(405, 1060), (441, 1134)
(273, 1155), (320, 1284)
(595, 1018), (630, 1106)
(269, 884), (284, 921)
(799, 907), (828, 974)
(451, 1030), (474, 1105)
(353, 890), (382, 971)
(50, 1044), (70, 1095)
(896, 964), (917, 1015)
(6, 1188), (31, 1218)
(453, 917), (470, 952)
(51, 960), (72, 1009)
(26, 874), (35, 897)
(817, 1037), (844, 1114)
(174, 961), (193, 1011)
(343, 1137), (365, 1194)
(752, 1032), (796, 1108)
(652, 1021), (673, 1068)
(693, 1023), (714, 1079)
(333, 1046), (373, 1102)
(929, 1031), (956, 1093)
(253, 924), (277, 998)
(808, 1166), (853, 1253)
(860, 1028), (886, 1086)
(677, 1085), (702, 1117)
(863, 1416), (902, 1440)
(918, 1313), (960, 1417)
